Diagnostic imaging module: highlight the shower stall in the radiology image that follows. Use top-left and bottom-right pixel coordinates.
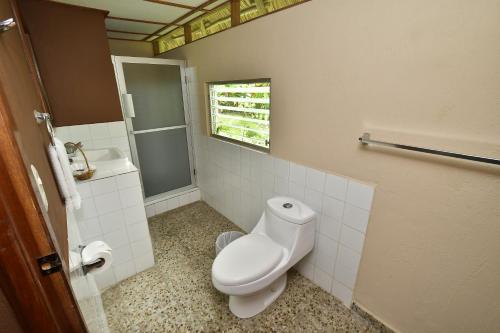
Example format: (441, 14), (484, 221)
(112, 56), (196, 203)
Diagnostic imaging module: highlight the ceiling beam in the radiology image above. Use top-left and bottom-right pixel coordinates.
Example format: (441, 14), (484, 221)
(106, 29), (159, 36)
(107, 15), (179, 26)
(143, 0), (209, 12)
(108, 37), (151, 43)
(143, 0), (220, 41)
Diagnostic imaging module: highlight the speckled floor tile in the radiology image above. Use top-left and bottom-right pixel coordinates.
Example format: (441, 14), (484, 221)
(102, 201), (378, 332)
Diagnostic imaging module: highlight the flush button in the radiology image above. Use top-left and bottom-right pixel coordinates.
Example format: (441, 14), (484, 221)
(282, 203), (293, 209)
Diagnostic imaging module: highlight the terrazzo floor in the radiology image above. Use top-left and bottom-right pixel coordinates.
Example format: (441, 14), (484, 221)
(102, 201), (378, 332)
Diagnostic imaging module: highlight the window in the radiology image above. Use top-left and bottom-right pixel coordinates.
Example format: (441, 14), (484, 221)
(190, 2), (232, 42)
(208, 79), (271, 151)
(240, 0), (307, 23)
(156, 26), (185, 54)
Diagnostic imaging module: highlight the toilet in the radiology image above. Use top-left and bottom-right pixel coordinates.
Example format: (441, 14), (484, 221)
(212, 196), (316, 318)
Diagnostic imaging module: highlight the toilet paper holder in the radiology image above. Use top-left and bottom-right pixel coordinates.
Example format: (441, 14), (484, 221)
(78, 244), (109, 275)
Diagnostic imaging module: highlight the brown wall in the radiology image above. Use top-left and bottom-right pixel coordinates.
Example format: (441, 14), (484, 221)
(166, 0), (500, 332)
(108, 39), (154, 57)
(19, 0), (122, 126)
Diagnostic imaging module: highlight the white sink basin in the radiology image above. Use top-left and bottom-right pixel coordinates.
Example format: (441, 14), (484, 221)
(72, 147), (136, 182)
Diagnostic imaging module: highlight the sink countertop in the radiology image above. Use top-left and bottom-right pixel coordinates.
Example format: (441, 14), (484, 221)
(73, 147), (137, 183)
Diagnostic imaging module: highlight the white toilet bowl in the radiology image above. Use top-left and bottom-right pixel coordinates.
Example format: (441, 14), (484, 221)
(212, 197), (316, 318)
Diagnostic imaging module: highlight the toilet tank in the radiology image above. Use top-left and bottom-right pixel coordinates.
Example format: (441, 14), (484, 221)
(261, 197), (316, 252)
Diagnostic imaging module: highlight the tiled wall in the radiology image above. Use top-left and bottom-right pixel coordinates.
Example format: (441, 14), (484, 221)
(55, 121), (132, 161)
(144, 188), (201, 218)
(186, 69), (375, 307)
(67, 207), (109, 332)
(75, 170), (155, 291)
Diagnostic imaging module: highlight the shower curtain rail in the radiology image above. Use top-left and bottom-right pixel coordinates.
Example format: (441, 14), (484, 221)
(358, 133), (500, 166)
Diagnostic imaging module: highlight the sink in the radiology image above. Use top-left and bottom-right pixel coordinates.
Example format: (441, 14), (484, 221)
(72, 147), (136, 182)
(74, 147), (126, 163)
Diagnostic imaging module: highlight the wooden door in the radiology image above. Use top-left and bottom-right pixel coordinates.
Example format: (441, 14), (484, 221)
(0, 0), (86, 331)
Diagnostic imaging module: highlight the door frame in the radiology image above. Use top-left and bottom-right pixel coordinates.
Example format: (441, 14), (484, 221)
(111, 56), (197, 202)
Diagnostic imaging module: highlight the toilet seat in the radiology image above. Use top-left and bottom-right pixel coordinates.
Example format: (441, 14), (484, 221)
(213, 234), (283, 286)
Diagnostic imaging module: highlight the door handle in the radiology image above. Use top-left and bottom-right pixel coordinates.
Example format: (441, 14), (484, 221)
(121, 94), (136, 118)
(0, 18), (15, 32)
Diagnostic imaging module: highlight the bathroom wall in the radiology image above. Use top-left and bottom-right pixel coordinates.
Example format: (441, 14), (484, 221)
(165, 1), (500, 332)
(55, 121), (132, 161)
(108, 39), (154, 57)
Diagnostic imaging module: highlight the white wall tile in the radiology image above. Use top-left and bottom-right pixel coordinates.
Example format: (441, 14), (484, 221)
(322, 195), (345, 220)
(342, 204), (369, 233)
(340, 225), (365, 253)
(315, 234), (338, 275)
(131, 238), (153, 258)
(274, 177), (289, 196)
(92, 138), (112, 149)
(304, 188), (323, 214)
(134, 252), (155, 273)
(314, 267), (333, 293)
(119, 186), (144, 208)
(79, 218), (102, 240)
(94, 268), (116, 290)
(113, 245), (133, 265)
(99, 210), (125, 234)
(295, 261), (314, 281)
(325, 174), (348, 201)
(346, 180), (374, 210)
(273, 158), (290, 179)
(190, 189), (201, 202)
(104, 229), (129, 249)
(76, 183), (92, 199)
(76, 198), (98, 220)
(261, 154), (274, 172)
(126, 223), (150, 242)
(334, 245), (361, 289)
(155, 200), (168, 214)
(167, 197), (180, 210)
(145, 204), (156, 218)
(70, 125), (92, 141)
(332, 280), (353, 307)
(178, 193), (191, 206)
(123, 205), (147, 225)
(113, 260), (136, 281)
(289, 163), (306, 185)
(289, 181), (305, 201)
(306, 167), (326, 192)
(319, 215), (342, 241)
(89, 123), (110, 140)
(116, 172), (141, 190)
(108, 121), (127, 137)
(94, 192), (122, 215)
(90, 177), (117, 196)
(111, 137), (130, 152)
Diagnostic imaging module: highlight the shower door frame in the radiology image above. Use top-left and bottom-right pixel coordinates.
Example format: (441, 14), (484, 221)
(112, 56), (196, 204)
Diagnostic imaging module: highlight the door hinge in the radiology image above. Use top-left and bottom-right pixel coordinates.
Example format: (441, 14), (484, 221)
(37, 252), (62, 275)
(193, 168), (196, 175)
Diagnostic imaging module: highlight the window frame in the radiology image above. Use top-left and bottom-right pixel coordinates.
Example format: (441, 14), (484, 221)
(206, 78), (271, 153)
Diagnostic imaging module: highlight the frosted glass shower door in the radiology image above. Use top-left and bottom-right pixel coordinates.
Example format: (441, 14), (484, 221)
(113, 57), (195, 200)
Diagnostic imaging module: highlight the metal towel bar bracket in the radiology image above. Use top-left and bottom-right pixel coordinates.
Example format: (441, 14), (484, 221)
(359, 133), (500, 166)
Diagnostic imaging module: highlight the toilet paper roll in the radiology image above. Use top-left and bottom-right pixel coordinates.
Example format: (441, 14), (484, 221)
(81, 241), (113, 275)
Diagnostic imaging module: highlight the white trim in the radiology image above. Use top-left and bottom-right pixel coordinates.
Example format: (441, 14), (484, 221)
(131, 125), (187, 135)
(111, 55), (196, 200)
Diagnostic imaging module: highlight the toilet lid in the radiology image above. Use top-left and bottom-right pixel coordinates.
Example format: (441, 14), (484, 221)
(212, 234), (283, 286)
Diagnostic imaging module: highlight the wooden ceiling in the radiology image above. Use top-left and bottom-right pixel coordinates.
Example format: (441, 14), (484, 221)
(53, 0), (228, 42)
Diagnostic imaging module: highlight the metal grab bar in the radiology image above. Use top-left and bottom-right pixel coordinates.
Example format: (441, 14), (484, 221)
(358, 133), (500, 166)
